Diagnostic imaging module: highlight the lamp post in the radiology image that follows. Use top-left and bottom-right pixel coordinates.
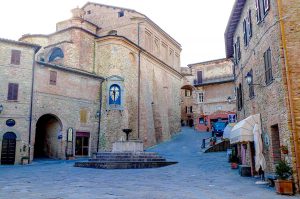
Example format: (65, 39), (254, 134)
(245, 72), (252, 85)
(0, 104), (3, 114)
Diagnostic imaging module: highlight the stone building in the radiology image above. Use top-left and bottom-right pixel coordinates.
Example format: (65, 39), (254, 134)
(180, 58), (236, 131)
(0, 2), (182, 164)
(0, 38), (40, 164)
(225, 0), (300, 190)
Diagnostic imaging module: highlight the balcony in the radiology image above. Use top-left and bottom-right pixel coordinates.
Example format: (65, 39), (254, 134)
(193, 75), (234, 86)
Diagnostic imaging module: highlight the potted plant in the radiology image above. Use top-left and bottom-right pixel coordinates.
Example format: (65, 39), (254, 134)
(280, 145), (288, 155)
(229, 155), (239, 169)
(275, 159), (293, 195)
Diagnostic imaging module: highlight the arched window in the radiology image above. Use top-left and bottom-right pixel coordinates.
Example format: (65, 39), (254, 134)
(3, 132), (17, 139)
(48, 47), (64, 62)
(109, 84), (121, 105)
(108, 30), (117, 35)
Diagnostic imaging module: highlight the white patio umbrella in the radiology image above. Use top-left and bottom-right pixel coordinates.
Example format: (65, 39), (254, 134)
(253, 124), (266, 171)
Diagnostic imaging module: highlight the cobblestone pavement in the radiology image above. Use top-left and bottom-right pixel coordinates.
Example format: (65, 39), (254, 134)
(0, 127), (295, 199)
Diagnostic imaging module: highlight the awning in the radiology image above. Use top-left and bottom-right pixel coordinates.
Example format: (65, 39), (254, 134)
(230, 114), (261, 144)
(223, 123), (236, 139)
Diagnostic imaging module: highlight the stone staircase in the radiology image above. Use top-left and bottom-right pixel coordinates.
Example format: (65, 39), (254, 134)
(202, 140), (230, 153)
(74, 152), (177, 169)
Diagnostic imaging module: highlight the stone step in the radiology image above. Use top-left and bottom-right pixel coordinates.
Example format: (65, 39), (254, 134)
(89, 158), (166, 162)
(94, 152), (158, 156)
(94, 155), (164, 159)
(74, 161), (178, 169)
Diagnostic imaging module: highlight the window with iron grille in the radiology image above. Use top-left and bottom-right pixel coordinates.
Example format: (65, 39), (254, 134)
(7, 83), (19, 100)
(11, 50), (21, 65)
(264, 48), (273, 85)
(49, 71), (57, 85)
(198, 93), (204, 103)
(248, 69), (255, 98)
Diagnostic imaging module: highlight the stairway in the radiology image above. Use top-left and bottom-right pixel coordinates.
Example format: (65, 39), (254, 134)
(74, 152), (177, 169)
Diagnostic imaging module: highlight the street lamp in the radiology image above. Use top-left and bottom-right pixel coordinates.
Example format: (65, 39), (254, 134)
(245, 72), (252, 85)
(0, 104), (3, 114)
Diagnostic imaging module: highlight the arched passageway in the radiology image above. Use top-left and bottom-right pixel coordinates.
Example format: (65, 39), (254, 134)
(34, 114), (62, 159)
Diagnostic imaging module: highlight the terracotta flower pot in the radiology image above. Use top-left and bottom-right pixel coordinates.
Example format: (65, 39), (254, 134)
(231, 162), (238, 169)
(275, 180), (293, 195)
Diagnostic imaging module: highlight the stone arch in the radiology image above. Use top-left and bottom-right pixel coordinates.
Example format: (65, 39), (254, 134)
(48, 47), (64, 62)
(34, 114), (63, 159)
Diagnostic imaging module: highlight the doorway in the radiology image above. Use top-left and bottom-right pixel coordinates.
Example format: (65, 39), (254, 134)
(75, 132), (90, 156)
(34, 114), (62, 159)
(1, 132), (17, 165)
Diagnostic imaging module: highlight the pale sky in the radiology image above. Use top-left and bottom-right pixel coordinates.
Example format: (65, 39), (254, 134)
(0, 0), (235, 67)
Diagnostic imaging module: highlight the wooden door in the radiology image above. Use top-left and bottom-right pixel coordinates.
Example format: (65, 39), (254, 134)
(1, 132), (16, 165)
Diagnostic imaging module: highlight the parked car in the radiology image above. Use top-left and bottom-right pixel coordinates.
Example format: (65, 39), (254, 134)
(212, 121), (227, 137)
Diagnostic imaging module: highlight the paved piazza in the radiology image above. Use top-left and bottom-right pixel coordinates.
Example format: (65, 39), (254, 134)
(0, 128), (294, 199)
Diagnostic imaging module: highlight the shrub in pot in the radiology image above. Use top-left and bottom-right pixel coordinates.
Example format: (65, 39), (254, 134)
(229, 155), (239, 169)
(275, 159), (293, 195)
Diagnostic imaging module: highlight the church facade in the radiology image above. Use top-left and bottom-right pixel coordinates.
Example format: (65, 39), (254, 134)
(0, 2), (182, 164)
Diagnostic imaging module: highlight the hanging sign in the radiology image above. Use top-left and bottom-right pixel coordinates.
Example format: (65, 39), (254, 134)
(67, 128), (73, 142)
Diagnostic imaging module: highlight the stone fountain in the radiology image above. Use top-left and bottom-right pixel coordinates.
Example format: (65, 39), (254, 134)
(74, 128), (177, 169)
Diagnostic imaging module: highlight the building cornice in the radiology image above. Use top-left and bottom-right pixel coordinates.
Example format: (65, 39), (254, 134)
(0, 37), (41, 53)
(224, 0), (246, 58)
(188, 58), (231, 68)
(36, 61), (105, 81)
(82, 2), (181, 49)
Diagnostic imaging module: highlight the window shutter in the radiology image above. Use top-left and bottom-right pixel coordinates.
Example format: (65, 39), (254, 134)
(190, 106), (193, 113)
(243, 20), (247, 46)
(11, 50), (21, 65)
(233, 43), (237, 65)
(255, 0), (261, 22)
(237, 37), (241, 61)
(248, 10), (252, 38)
(50, 71), (57, 85)
(197, 71), (203, 84)
(80, 109), (87, 123)
(7, 83), (18, 100)
(185, 106), (188, 113)
(264, 0), (270, 13)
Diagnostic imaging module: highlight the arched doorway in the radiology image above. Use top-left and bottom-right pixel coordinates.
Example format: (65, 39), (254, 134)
(34, 114), (62, 159)
(1, 132), (17, 165)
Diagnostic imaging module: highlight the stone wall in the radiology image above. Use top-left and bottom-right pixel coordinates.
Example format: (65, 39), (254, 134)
(0, 40), (37, 164)
(233, 0), (290, 173)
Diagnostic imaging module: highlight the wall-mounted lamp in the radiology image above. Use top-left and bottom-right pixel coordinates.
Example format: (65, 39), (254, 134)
(227, 96), (233, 104)
(0, 104), (3, 114)
(245, 72), (265, 86)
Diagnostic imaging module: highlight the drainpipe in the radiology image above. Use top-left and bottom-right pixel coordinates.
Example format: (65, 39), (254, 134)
(277, 0), (300, 188)
(96, 81), (103, 152)
(28, 52), (37, 163)
(137, 21), (143, 139)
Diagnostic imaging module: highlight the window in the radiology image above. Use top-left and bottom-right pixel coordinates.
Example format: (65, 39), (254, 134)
(233, 37), (241, 64)
(197, 71), (203, 84)
(199, 118), (204, 124)
(80, 109), (87, 123)
(118, 10), (124, 17)
(185, 106), (188, 113)
(185, 90), (191, 97)
(108, 30), (117, 35)
(264, 48), (273, 85)
(198, 93), (204, 103)
(11, 50), (21, 65)
(243, 10), (252, 47)
(49, 47), (64, 62)
(50, 71), (57, 85)
(248, 69), (255, 98)
(109, 84), (121, 105)
(87, 10), (91, 14)
(255, 0), (270, 23)
(190, 106), (193, 113)
(237, 84), (243, 111)
(7, 83), (19, 100)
